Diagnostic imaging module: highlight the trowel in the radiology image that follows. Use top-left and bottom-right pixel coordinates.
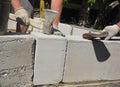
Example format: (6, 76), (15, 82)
(9, 9), (58, 33)
(83, 31), (108, 40)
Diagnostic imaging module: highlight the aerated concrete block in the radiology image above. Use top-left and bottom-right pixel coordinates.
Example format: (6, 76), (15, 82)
(31, 32), (67, 85)
(72, 27), (89, 36)
(58, 23), (73, 35)
(0, 35), (35, 87)
(8, 20), (16, 30)
(63, 36), (120, 83)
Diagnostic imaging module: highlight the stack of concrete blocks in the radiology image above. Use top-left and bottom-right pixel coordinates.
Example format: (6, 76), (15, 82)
(2, 19), (120, 87)
(32, 23), (120, 87)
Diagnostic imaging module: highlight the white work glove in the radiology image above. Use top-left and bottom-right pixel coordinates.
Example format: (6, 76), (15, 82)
(15, 7), (29, 25)
(102, 25), (120, 40)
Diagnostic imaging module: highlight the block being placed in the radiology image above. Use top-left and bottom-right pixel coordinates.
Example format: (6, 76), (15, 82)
(72, 27), (90, 36)
(63, 36), (120, 83)
(58, 23), (73, 36)
(0, 35), (35, 87)
(31, 32), (67, 85)
(8, 19), (16, 30)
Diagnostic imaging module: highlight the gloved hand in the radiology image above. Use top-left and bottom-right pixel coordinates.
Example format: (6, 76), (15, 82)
(15, 7), (29, 25)
(102, 25), (120, 40)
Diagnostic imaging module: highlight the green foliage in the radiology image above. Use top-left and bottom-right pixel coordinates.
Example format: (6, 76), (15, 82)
(63, 0), (96, 6)
(87, 0), (96, 6)
(63, 0), (69, 5)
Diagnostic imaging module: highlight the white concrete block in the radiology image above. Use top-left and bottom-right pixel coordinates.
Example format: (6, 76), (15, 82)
(63, 36), (120, 83)
(58, 23), (73, 35)
(32, 32), (67, 85)
(8, 19), (16, 30)
(0, 35), (35, 87)
(32, 17), (44, 32)
(72, 27), (89, 36)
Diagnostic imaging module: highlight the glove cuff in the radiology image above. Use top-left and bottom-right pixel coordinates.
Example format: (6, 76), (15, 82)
(113, 24), (120, 30)
(15, 7), (24, 12)
(116, 22), (120, 30)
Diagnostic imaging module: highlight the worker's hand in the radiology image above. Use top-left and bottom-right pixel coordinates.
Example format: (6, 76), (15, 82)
(15, 7), (29, 25)
(102, 25), (120, 40)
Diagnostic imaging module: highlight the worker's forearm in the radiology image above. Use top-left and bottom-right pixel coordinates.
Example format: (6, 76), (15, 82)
(51, 0), (63, 27)
(11, 0), (23, 10)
